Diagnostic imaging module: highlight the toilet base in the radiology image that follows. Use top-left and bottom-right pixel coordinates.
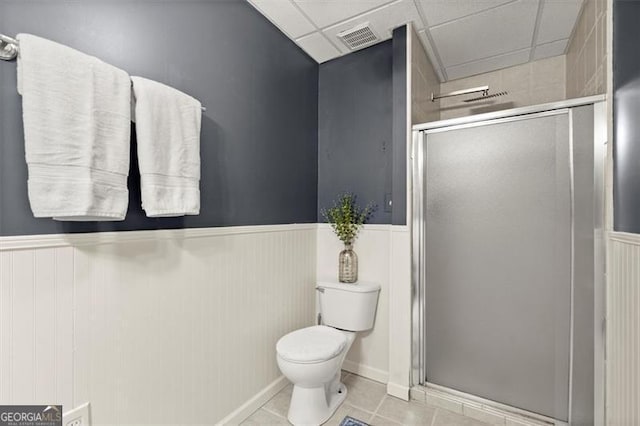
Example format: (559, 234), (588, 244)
(287, 379), (347, 425)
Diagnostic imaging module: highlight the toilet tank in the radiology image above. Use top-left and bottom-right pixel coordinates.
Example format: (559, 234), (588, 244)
(317, 281), (380, 331)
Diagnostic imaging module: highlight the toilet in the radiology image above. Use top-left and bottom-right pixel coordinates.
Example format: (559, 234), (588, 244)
(276, 281), (380, 425)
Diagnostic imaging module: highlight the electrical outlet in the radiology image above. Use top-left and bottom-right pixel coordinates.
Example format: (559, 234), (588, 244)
(63, 402), (91, 426)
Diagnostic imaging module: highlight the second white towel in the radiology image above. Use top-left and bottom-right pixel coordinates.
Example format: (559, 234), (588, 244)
(131, 77), (202, 217)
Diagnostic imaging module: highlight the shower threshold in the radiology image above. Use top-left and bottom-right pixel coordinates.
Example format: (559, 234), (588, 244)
(410, 383), (568, 426)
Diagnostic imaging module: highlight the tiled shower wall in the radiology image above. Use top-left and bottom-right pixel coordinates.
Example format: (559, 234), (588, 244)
(410, 0), (604, 123)
(438, 55), (566, 120)
(411, 28), (441, 124)
(566, 0), (607, 97)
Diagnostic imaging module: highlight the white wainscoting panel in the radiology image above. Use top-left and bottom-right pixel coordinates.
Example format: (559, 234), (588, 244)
(0, 224), (316, 424)
(317, 224), (396, 383)
(387, 226), (411, 400)
(0, 247), (74, 408)
(607, 233), (640, 426)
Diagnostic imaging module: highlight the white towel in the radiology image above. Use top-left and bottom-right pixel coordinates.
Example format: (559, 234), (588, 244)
(131, 77), (201, 217)
(16, 34), (131, 221)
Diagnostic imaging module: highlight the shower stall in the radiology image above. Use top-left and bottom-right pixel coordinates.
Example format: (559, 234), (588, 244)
(411, 98), (606, 425)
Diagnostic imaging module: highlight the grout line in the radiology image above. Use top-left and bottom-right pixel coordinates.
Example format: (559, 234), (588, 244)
(261, 406), (287, 420)
(369, 413), (403, 425)
(369, 394), (388, 421)
(445, 46), (531, 70)
(430, 408), (440, 426)
(342, 401), (376, 418)
(370, 412), (405, 425)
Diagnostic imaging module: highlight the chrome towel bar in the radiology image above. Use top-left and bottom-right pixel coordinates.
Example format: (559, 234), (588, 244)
(0, 33), (206, 111)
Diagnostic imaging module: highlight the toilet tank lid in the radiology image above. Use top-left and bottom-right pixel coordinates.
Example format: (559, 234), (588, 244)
(317, 281), (380, 293)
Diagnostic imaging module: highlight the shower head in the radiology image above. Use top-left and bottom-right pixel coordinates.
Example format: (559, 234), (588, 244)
(463, 91), (509, 103)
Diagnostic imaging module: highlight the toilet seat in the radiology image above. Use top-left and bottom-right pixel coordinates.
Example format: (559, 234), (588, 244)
(277, 325), (347, 363)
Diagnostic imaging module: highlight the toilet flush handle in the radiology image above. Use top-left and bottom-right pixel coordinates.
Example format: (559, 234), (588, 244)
(316, 287), (325, 293)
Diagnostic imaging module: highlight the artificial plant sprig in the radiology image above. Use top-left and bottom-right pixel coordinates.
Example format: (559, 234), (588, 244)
(321, 193), (375, 245)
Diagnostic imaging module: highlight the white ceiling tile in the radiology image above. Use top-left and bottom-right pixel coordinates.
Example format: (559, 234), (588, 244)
(293, 0), (393, 29)
(533, 39), (568, 60)
(248, 0), (583, 75)
(536, 0), (583, 45)
(296, 32), (341, 63)
(430, 0), (539, 67)
(249, 0), (316, 38)
(446, 48), (531, 80)
(417, 0), (513, 26)
(323, 0), (424, 54)
(417, 30), (446, 82)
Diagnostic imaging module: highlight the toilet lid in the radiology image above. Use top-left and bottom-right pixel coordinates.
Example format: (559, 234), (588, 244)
(276, 325), (347, 363)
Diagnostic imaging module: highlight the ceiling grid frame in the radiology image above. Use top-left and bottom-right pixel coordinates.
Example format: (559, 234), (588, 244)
(247, 0), (585, 81)
(289, 1), (343, 55)
(529, 0), (547, 61)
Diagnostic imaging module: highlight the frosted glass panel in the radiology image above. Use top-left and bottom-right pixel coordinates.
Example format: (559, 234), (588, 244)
(424, 113), (571, 420)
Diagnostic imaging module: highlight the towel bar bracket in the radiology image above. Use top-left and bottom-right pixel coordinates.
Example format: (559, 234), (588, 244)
(0, 34), (18, 61)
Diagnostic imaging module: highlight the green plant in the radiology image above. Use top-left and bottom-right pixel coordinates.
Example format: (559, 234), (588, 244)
(322, 193), (374, 245)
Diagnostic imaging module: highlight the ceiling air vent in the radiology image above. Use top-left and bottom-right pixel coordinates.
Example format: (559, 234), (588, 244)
(337, 23), (378, 51)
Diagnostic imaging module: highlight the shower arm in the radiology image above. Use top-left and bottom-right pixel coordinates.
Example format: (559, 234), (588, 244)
(431, 86), (489, 102)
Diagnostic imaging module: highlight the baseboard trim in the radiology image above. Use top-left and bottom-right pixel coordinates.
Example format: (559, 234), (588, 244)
(387, 382), (410, 401)
(342, 360), (388, 384)
(216, 375), (289, 425)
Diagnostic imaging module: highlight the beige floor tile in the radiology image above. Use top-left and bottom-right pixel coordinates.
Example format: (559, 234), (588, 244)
(462, 405), (505, 425)
(426, 393), (463, 414)
(262, 384), (293, 418)
(433, 408), (491, 426)
(241, 408), (289, 425)
(324, 403), (373, 426)
(343, 374), (387, 412)
(341, 370), (351, 381)
(369, 415), (403, 426)
(375, 396), (436, 425)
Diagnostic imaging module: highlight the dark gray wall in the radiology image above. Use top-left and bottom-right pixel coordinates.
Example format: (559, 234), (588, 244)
(0, 0), (318, 236)
(317, 27), (408, 226)
(317, 41), (393, 224)
(613, 0), (640, 233)
(391, 25), (407, 225)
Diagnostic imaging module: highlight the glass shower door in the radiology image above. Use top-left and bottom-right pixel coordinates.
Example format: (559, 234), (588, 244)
(422, 111), (572, 421)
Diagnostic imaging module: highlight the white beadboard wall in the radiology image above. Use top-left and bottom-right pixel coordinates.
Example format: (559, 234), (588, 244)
(0, 224), (316, 424)
(316, 224), (411, 388)
(607, 233), (640, 425)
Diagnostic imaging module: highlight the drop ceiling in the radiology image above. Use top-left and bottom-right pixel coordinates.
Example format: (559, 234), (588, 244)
(247, 0), (584, 81)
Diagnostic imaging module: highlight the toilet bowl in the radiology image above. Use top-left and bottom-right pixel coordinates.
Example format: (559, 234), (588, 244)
(276, 281), (380, 426)
(277, 325), (356, 425)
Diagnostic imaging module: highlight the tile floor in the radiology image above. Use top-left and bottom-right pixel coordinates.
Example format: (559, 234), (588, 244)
(242, 372), (490, 426)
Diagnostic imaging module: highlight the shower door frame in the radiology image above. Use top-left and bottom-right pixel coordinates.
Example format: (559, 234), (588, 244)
(410, 96), (606, 424)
